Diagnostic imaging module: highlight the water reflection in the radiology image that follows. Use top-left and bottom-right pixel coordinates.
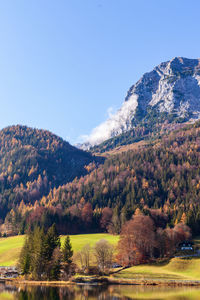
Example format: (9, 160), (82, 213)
(16, 285), (113, 300)
(1, 283), (200, 300)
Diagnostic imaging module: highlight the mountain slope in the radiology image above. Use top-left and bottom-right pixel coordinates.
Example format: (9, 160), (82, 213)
(45, 120), (200, 234)
(4, 121), (200, 235)
(83, 57), (200, 150)
(0, 125), (101, 217)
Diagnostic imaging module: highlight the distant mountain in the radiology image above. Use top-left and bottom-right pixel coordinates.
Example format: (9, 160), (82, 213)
(82, 57), (200, 151)
(0, 125), (101, 218)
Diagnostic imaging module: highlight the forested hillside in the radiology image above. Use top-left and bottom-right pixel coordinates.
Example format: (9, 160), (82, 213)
(3, 121), (200, 236)
(34, 120), (200, 235)
(0, 125), (101, 221)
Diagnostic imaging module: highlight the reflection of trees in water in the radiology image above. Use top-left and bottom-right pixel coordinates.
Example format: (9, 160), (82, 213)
(14, 285), (131, 300)
(16, 287), (66, 300)
(0, 283), (18, 293)
(3, 283), (200, 300)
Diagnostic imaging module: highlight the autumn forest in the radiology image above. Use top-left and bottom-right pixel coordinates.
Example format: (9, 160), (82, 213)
(0, 122), (200, 261)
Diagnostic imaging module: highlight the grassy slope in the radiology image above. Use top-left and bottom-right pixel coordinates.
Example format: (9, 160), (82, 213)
(114, 257), (200, 281)
(0, 233), (119, 266)
(95, 140), (148, 157)
(112, 238), (200, 282)
(0, 235), (25, 266)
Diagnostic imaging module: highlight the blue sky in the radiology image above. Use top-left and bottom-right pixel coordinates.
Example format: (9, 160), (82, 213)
(0, 0), (200, 144)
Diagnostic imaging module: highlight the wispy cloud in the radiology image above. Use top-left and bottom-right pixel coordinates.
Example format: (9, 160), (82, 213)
(106, 106), (116, 118)
(79, 95), (138, 147)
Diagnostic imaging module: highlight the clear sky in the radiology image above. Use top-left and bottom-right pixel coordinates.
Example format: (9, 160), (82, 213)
(0, 0), (200, 144)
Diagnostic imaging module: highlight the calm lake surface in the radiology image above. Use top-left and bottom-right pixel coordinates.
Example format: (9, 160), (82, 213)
(1, 283), (200, 299)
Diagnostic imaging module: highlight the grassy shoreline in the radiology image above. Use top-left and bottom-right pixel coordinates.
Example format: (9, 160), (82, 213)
(4, 276), (200, 287)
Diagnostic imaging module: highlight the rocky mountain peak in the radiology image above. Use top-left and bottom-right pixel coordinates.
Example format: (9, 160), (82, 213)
(82, 57), (200, 149)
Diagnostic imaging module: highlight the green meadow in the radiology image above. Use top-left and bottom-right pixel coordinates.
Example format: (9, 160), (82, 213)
(112, 236), (200, 281)
(0, 235), (25, 266)
(0, 233), (119, 266)
(114, 257), (200, 281)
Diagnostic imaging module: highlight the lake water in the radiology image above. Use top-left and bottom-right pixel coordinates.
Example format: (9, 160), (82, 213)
(1, 283), (200, 299)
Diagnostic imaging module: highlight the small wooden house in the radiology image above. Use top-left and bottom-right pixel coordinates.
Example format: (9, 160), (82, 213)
(179, 241), (193, 251)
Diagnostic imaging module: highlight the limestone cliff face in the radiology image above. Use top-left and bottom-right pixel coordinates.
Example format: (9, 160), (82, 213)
(83, 57), (200, 148)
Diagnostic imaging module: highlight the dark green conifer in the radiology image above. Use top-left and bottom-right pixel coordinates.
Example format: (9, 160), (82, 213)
(44, 223), (61, 261)
(18, 234), (32, 275)
(62, 236), (73, 263)
(31, 227), (45, 280)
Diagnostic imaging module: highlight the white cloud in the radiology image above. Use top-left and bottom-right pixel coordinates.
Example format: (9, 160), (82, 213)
(81, 94), (138, 147)
(77, 134), (90, 143)
(106, 106), (116, 118)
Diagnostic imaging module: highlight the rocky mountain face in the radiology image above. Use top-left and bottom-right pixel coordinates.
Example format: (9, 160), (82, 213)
(83, 57), (200, 149)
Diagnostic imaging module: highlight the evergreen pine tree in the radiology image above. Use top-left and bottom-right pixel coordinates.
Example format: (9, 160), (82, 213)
(18, 234), (32, 275)
(49, 247), (62, 280)
(31, 227), (45, 280)
(62, 236), (73, 263)
(18, 224), (62, 280)
(44, 223), (61, 261)
(111, 205), (121, 234)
